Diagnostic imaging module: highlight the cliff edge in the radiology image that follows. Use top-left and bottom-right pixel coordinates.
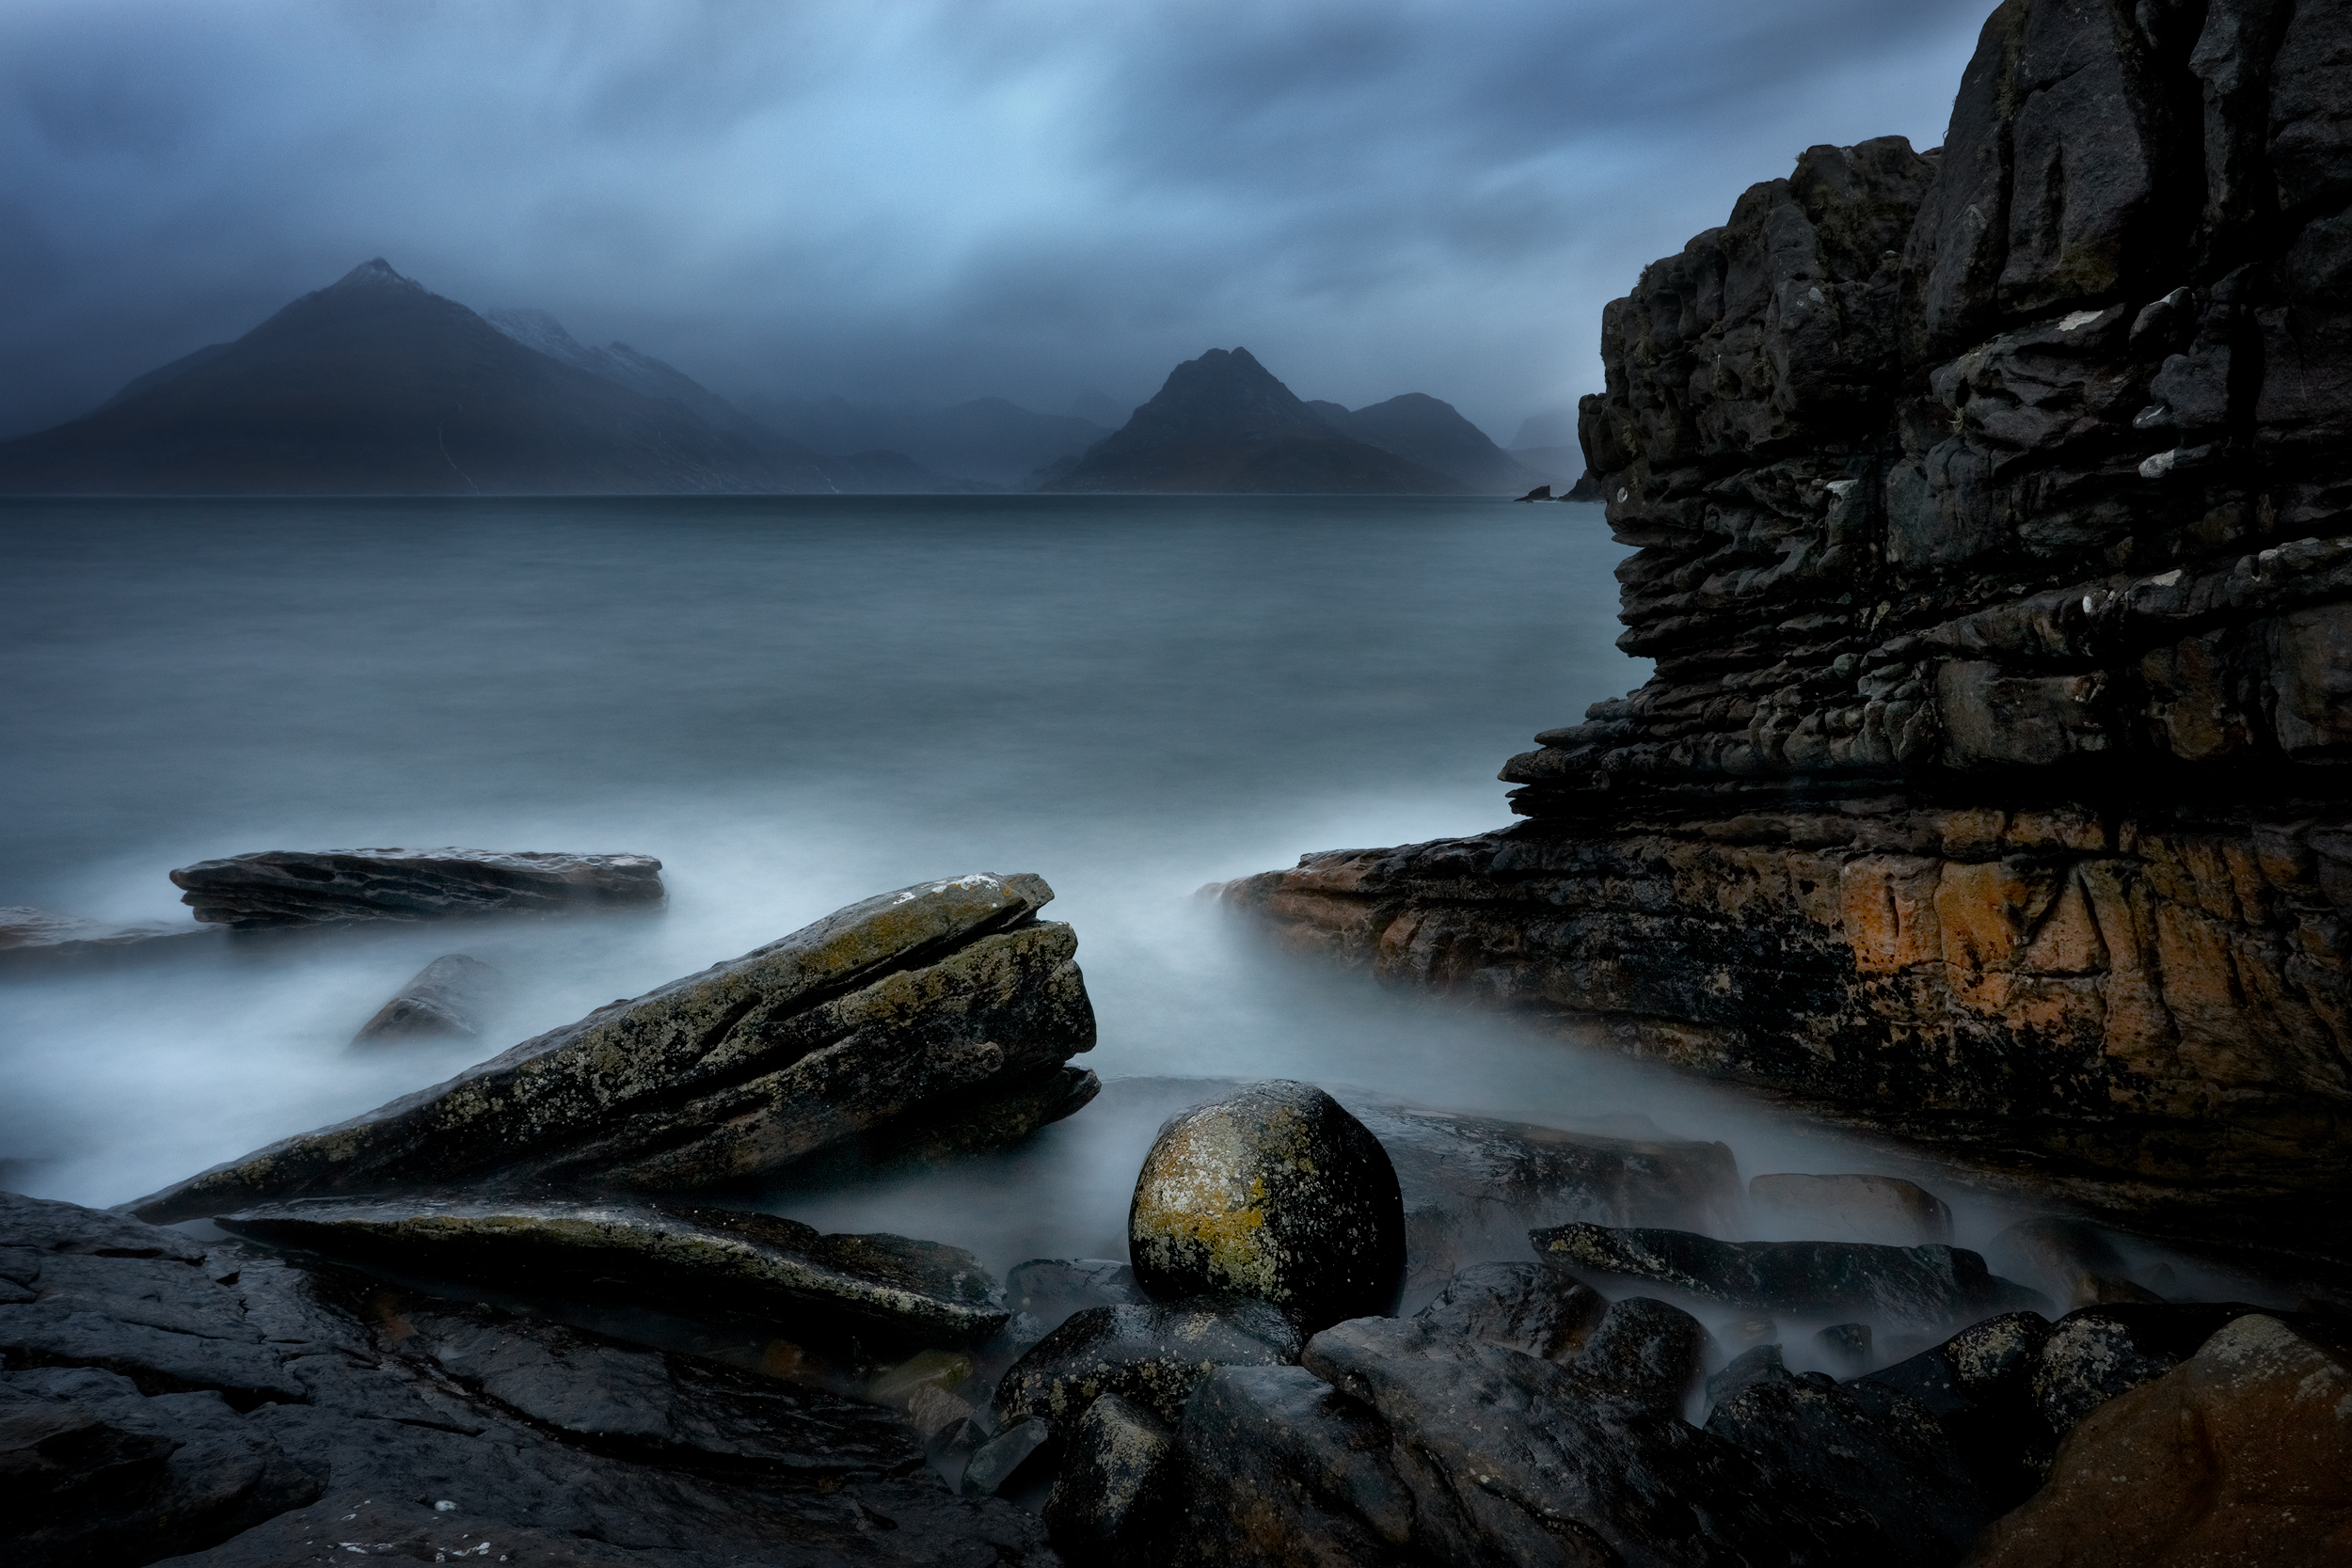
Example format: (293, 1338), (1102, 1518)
(1222, 0), (2352, 1259)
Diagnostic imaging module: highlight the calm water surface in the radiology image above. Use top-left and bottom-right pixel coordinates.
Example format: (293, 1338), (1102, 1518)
(0, 495), (2233, 1311)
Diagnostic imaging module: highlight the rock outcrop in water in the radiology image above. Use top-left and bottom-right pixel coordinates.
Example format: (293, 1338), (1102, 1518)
(169, 847), (666, 927)
(129, 873), (1096, 1221)
(1218, 0), (2352, 1258)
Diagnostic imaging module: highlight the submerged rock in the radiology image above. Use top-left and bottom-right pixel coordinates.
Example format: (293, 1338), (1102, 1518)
(129, 873), (1096, 1222)
(214, 1195), (1009, 1346)
(994, 1298), (1301, 1431)
(1355, 1104), (1740, 1302)
(349, 952), (500, 1044)
(1968, 1315), (2352, 1567)
(168, 847), (666, 927)
(0, 1190), (1054, 1566)
(0, 904), (222, 970)
(1129, 1081), (1404, 1331)
(1749, 1172), (1953, 1245)
(1534, 1221), (2043, 1325)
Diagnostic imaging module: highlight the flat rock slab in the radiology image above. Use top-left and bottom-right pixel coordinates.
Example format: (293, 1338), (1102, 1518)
(0, 905), (223, 971)
(216, 1196), (1010, 1346)
(0, 1189), (1054, 1567)
(129, 873), (1096, 1221)
(1534, 1221), (2044, 1326)
(168, 847), (666, 927)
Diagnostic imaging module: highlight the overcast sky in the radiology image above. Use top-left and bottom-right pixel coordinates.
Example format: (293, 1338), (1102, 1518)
(2, 0), (1992, 443)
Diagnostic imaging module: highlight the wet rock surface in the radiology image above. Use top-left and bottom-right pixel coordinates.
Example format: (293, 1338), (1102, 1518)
(1751, 1172), (1953, 1245)
(1174, 1363), (1419, 1568)
(1967, 1314), (2352, 1567)
(0, 1190), (1055, 1566)
(130, 874), (1096, 1221)
(1216, 0), (2352, 1255)
(348, 952), (499, 1044)
(1410, 1259), (1604, 1361)
(215, 1195), (1011, 1347)
(169, 847), (667, 927)
(993, 1297), (1301, 1431)
(1534, 1221), (2043, 1325)
(1041, 1392), (1175, 1562)
(1128, 1081), (1404, 1332)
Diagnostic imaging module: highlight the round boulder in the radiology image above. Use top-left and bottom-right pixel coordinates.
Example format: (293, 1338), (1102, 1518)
(1127, 1081), (1404, 1331)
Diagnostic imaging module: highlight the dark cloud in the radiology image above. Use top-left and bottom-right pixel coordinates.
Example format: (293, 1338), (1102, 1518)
(0, 0), (1991, 441)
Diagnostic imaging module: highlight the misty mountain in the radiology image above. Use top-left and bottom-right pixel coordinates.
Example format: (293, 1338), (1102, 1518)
(0, 261), (982, 496)
(1306, 392), (1542, 493)
(485, 308), (766, 438)
(1040, 347), (1466, 495)
(745, 393), (1111, 487)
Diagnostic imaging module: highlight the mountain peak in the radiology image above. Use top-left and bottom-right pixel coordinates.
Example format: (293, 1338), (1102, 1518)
(328, 258), (423, 293)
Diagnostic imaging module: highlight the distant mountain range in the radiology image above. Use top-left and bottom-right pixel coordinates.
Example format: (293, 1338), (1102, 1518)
(1039, 348), (1532, 495)
(0, 261), (1575, 497)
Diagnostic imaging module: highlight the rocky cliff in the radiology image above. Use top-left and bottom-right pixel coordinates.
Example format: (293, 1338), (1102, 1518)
(1223, 0), (2352, 1261)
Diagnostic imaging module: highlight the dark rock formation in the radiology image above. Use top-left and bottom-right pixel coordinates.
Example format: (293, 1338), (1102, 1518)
(129, 873), (1096, 1221)
(1173, 1364), (1420, 1568)
(1749, 1172), (1954, 1245)
(0, 1190), (1053, 1566)
(1574, 1294), (1714, 1417)
(1129, 1081), (1406, 1331)
(2029, 1300), (2273, 1434)
(1705, 1366), (1990, 1565)
(1351, 1102), (1739, 1306)
(168, 847), (664, 927)
(1039, 348), (1468, 494)
(1411, 1260), (1605, 1361)
(1311, 392), (1547, 493)
(1967, 1313), (2352, 1567)
(349, 952), (500, 1043)
(993, 1298), (1301, 1432)
(1534, 1221), (2044, 1326)
(1041, 1393), (1176, 1562)
(1867, 1309), (2057, 1511)
(214, 1196), (1010, 1348)
(1216, 0), (2352, 1257)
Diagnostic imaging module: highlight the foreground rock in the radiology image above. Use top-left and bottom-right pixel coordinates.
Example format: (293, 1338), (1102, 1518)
(349, 952), (500, 1043)
(130, 873), (1095, 1221)
(215, 1196), (1010, 1347)
(994, 1298), (1301, 1431)
(0, 1190), (1054, 1566)
(1216, 0), (2352, 1254)
(1353, 1103), (1740, 1304)
(1535, 1221), (2042, 1326)
(1966, 1314), (2352, 1567)
(169, 847), (666, 927)
(1129, 1081), (1405, 1331)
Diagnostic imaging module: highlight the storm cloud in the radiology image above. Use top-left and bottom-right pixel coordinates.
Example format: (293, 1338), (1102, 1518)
(1, 0), (1990, 442)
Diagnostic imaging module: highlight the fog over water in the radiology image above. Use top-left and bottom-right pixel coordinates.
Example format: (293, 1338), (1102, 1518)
(0, 496), (2260, 1323)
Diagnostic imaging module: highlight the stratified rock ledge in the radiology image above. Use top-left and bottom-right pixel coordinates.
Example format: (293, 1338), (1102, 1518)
(169, 847), (666, 927)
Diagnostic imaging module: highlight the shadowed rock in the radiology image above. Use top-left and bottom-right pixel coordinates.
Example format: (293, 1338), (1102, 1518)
(169, 847), (665, 927)
(2030, 1301), (2276, 1437)
(1866, 1309), (2055, 1512)
(994, 1299), (1300, 1431)
(1174, 1364), (1419, 1568)
(1534, 1221), (2044, 1326)
(213, 1196), (1010, 1346)
(1129, 1081), (1404, 1333)
(349, 953), (500, 1044)
(129, 873), (1095, 1222)
(1412, 1260), (1605, 1361)
(1042, 1392), (1177, 1566)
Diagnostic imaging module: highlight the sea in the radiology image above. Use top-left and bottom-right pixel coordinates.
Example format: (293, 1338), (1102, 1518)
(0, 494), (2244, 1308)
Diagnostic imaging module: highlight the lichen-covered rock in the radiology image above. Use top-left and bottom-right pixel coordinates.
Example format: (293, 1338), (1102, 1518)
(1128, 1081), (1404, 1331)
(994, 1298), (1300, 1431)
(1534, 1221), (2042, 1326)
(1217, 0), (2352, 1259)
(349, 952), (499, 1044)
(1965, 1315), (2352, 1567)
(1411, 1260), (1604, 1362)
(2030, 1301), (2273, 1436)
(1041, 1392), (1177, 1564)
(130, 873), (1095, 1221)
(1750, 1172), (1953, 1246)
(214, 1196), (1009, 1347)
(168, 847), (666, 927)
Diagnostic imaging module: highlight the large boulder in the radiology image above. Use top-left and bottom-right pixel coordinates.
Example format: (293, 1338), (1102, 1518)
(1964, 1314), (2352, 1566)
(1128, 1080), (1405, 1331)
(168, 847), (666, 927)
(1534, 1221), (2044, 1326)
(0, 1190), (1055, 1566)
(129, 874), (1095, 1221)
(214, 1196), (1010, 1347)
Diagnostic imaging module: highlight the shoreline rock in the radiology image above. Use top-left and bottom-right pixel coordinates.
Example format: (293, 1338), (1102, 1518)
(168, 847), (666, 927)
(128, 873), (1096, 1222)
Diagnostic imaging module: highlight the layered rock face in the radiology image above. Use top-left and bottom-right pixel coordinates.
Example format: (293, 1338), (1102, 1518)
(1224, 0), (2352, 1254)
